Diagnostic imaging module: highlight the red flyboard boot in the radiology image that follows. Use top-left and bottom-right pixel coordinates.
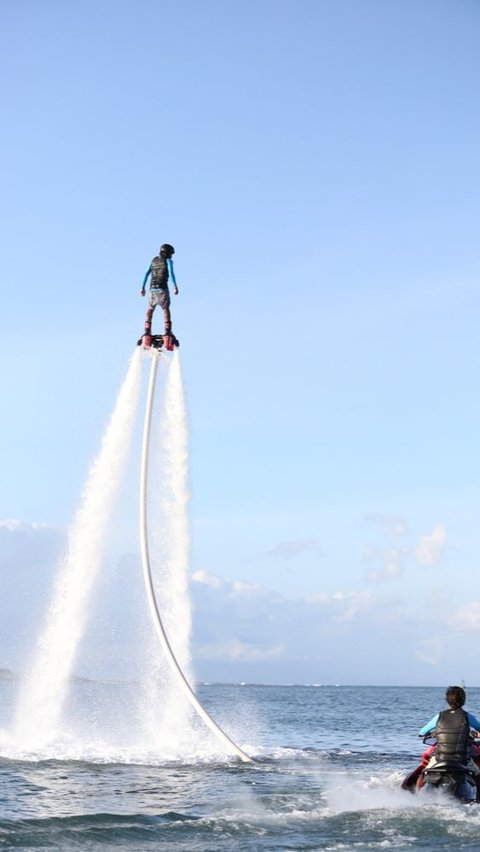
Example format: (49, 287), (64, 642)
(142, 317), (153, 348)
(163, 322), (179, 351)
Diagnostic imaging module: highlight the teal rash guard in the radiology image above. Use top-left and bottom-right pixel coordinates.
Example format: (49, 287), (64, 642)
(419, 710), (480, 736)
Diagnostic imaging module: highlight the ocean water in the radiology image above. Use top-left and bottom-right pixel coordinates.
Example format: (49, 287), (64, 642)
(2, 681), (480, 850)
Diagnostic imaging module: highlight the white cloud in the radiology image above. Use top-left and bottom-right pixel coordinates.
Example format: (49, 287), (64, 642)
(413, 637), (444, 667)
(0, 517), (51, 532)
(331, 588), (401, 622)
(268, 539), (323, 559)
(192, 570), (267, 599)
(0, 519), (470, 684)
(415, 524), (447, 567)
(190, 570), (414, 683)
(196, 639), (285, 661)
(231, 579), (265, 597)
(362, 522), (447, 581)
(191, 568), (225, 589)
(447, 601), (480, 632)
(363, 544), (410, 582)
(0, 518), (23, 531)
(365, 513), (408, 538)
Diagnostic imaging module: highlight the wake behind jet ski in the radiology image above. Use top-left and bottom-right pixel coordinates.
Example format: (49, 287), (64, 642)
(401, 685), (480, 803)
(137, 242), (180, 351)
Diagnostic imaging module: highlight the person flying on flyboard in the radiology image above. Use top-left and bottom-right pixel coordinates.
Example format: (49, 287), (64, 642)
(139, 243), (179, 350)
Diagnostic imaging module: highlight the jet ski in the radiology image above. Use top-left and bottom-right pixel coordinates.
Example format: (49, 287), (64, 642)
(402, 733), (480, 803)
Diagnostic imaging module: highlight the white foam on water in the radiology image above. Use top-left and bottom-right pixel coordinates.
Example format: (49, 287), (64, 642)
(14, 350), (143, 748)
(322, 767), (480, 828)
(325, 769), (428, 814)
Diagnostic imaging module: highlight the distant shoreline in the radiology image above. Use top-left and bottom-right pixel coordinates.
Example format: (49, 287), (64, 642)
(0, 671), (467, 689)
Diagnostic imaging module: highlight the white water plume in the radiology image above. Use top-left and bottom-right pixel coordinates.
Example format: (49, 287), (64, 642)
(141, 350), (194, 747)
(135, 350), (251, 762)
(14, 350), (142, 747)
(12, 346), (248, 762)
(157, 350), (192, 675)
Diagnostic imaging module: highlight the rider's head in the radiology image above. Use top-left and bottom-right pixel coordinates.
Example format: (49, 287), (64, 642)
(159, 243), (175, 259)
(446, 686), (466, 709)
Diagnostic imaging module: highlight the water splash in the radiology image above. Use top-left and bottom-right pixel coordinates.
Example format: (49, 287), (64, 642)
(140, 350), (194, 748)
(136, 351), (251, 762)
(156, 350), (192, 677)
(11, 347), (244, 762)
(14, 350), (142, 747)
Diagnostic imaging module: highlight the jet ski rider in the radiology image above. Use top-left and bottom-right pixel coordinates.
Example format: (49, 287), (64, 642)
(416, 686), (480, 789)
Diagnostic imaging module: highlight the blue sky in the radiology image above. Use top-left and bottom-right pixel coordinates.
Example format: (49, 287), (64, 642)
(1, 0), (480, 684)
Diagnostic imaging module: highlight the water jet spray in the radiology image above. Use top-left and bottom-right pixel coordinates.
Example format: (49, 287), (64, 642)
(139, 349), (253, 763)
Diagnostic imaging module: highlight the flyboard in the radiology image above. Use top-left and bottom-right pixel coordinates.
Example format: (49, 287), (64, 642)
(139, 347), (253, 763)
(137, 332), (179, 351)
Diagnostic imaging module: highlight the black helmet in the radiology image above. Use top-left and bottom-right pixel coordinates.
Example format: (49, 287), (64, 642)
(160, 243), (175, 258)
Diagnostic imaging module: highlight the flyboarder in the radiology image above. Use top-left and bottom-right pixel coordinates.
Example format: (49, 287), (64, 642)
(139, 243), (179, 350)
